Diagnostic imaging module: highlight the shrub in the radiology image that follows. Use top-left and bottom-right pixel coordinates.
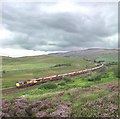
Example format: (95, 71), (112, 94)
(113, 68), (120, 78)
(101, 72), (109, 78)
(2, 70), (6, 74)
(88, 78), (94, 81)
(87, 73), (101, 81)
(54, 63), (71, 67)
(81, 85), (91, 88)
(63, 77), (72, 83)
(38, 82), (57, 89)
(94, 75), (101, 81)
(58, 81), (66, 86)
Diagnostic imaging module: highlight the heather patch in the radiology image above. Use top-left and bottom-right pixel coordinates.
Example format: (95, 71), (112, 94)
(50, 104), (71, 117)
(1, 97), (72, 118)
(1, 82), (118, 118)
(76, 92), (118, 117)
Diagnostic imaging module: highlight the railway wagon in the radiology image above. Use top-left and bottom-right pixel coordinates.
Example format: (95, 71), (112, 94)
(16, 64), (103, 88)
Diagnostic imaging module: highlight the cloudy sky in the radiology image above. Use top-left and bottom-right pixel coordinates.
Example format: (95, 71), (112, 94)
(0, 0), (118, 57)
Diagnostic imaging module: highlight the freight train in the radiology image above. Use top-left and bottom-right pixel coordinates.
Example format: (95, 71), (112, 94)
(15, 64), (104, 88)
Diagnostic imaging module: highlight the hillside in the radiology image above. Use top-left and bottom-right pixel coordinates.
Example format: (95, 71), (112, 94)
(49, 48), (118, 62)
(2, 55), (95, 89)
(1, 49), (119, 118)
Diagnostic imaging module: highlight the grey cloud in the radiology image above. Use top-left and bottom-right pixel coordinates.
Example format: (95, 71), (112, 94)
(1, 2), (118, 51)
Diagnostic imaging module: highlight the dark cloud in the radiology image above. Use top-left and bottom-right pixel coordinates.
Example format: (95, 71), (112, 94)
(1, 2), (118, 51)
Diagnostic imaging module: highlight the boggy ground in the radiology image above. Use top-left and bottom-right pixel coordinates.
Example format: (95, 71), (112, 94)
(1, 82), (118, 118)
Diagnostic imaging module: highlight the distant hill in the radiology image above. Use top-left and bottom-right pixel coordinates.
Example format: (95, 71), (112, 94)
(49, 48), (118, 61)
(1, 48), (118, 63)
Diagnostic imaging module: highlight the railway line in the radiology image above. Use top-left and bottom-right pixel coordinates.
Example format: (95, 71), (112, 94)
(2, 85), (40, 95)
(2, 64), (104, 95)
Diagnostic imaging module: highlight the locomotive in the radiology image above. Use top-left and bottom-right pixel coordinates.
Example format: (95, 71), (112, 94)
(15, 64), (103, 88)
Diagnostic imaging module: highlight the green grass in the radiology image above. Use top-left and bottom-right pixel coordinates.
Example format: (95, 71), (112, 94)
(96, 53), (118, 63)
(2, 56), (95, 89)
(2, 63), (55, 71)
(3, 65), (118, 99)
(2, 51), (119, 117)
(71, 89), (113, 117)
(2, 51), (118, 92)
(2, 63), (118, 117)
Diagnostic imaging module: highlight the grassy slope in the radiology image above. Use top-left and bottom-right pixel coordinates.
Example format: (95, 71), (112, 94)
(50, 49), (118, 62)
(2, 49), (118, 89)
(2, 55), (94, 89)
(3, 64), (118, 99)
(2, 49), (119, 117)
(96, 52), (118, 62)
(2, 65), (118, 117)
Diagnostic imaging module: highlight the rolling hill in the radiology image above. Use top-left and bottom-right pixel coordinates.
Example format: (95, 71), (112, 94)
(1, 48), (119, 118)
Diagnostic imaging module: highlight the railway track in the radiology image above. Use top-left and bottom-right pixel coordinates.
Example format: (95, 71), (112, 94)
(2, 85), (40, 95)
(2, 64), (104, 95)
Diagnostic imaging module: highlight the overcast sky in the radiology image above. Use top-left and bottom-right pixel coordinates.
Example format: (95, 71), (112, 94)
(0, 0), (118, 57)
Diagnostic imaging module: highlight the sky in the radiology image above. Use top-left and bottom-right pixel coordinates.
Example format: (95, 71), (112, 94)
(0, 0), (118, 57)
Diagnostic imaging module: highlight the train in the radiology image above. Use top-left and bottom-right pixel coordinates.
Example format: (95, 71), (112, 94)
(15, 64), (104, 88)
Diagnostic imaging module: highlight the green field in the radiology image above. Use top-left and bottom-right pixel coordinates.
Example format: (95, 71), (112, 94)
(2, 64), (119, 117)
(3, 64), (118, 99)
(1, 49), (119, 117)
(2, 55), (95, 89)
(96, 53), (118, 62)
(3, 63), (54, 71)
